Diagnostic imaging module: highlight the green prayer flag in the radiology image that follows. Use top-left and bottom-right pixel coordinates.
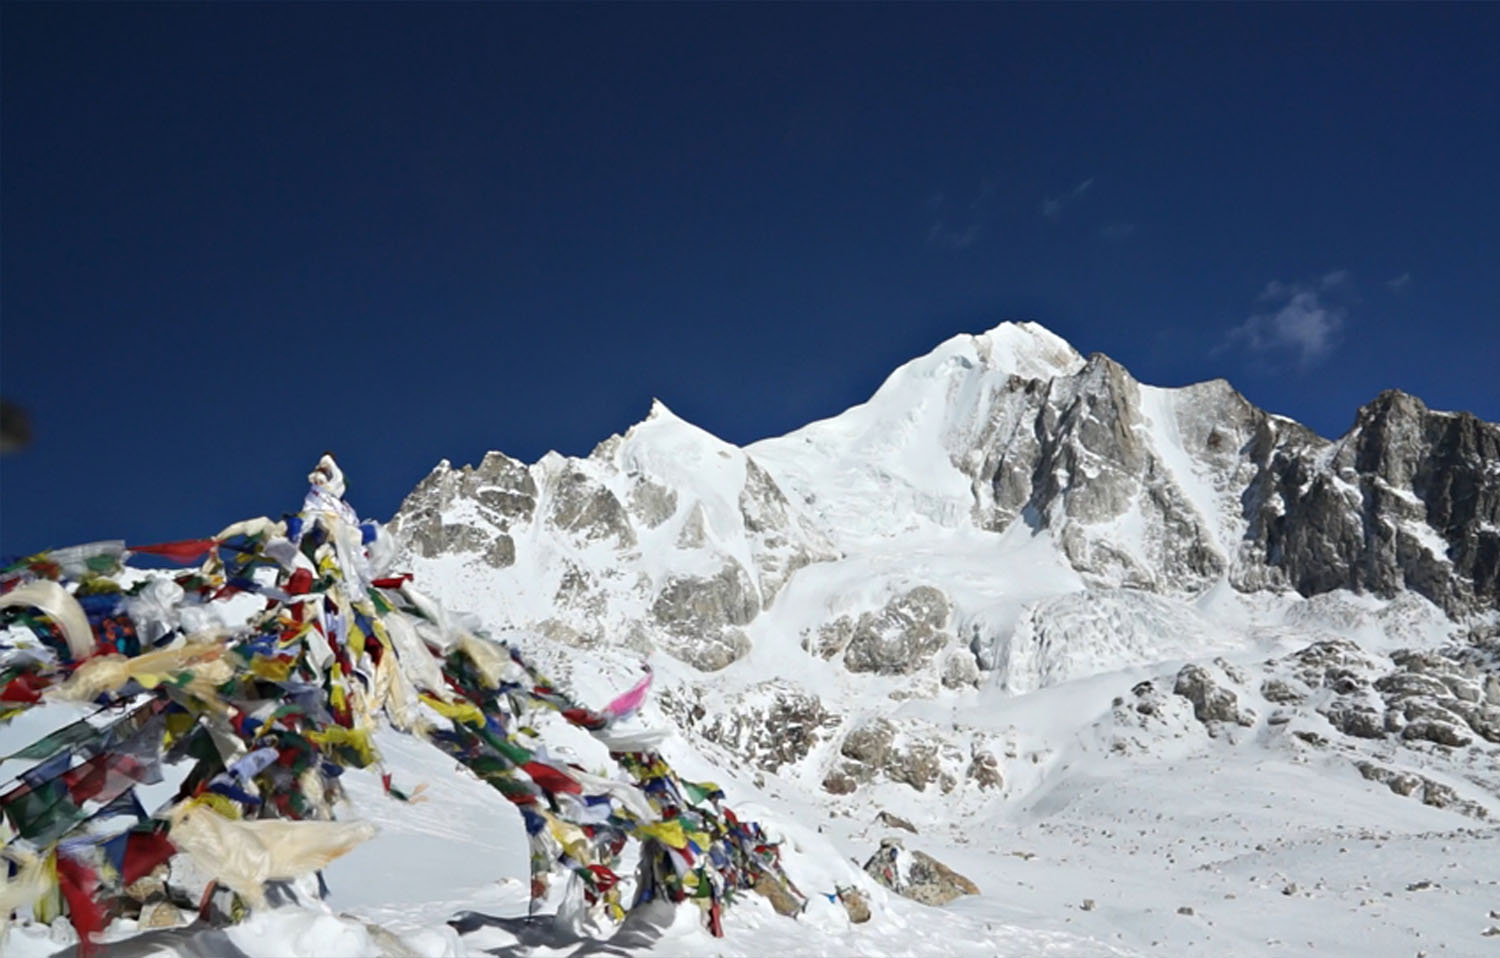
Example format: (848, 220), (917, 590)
(4, 716), (101, 761)
(2, 777), (79, 842)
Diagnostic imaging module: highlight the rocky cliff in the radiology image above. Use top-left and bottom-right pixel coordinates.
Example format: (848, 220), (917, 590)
(389, 322), (1497, 690)
(382, 320), (1500, 954)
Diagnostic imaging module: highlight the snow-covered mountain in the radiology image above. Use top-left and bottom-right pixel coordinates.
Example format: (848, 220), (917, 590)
(381, 322), (1500, 954)
(390, 320), (1497, 681)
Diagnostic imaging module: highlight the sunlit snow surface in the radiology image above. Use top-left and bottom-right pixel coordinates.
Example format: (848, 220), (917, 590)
(6, 324), (1499, 955)
(5, 595), (1496, 954)
(1, 697), (1126, 957)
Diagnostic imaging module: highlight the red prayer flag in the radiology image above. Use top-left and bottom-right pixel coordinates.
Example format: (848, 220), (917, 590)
(371, 575), (412, 589)
(587, 863), (620, 892)
(0, 671), (45, 703)
(121, 830), (176, 885)
(56, 857), (106, 957)
(561, 707), (606, 730)
(127, 538), (217, 565)
(520, 761), (582, 795)
(285, 569), (314, 595)
(63, 751), (150, 805)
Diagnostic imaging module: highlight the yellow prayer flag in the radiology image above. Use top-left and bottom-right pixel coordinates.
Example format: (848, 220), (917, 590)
(638, 819), (688, 849)
(420, 694), (486, 725)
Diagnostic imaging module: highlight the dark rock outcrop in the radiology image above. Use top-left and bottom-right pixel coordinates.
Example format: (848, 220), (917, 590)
(677, 683), (837, 773)
(1174, 664), (1253, 727)
(862, 838), (979, 906)
(1243, 391), (1500, 617)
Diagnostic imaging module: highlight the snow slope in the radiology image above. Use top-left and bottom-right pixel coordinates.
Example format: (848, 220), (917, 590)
(375, 321), (1499, 955)
(7, 320), (1498, 956)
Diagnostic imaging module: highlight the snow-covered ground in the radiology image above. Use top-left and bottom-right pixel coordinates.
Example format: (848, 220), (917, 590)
(6, 322), (1497, 955)
(11, 606), (1494, 957)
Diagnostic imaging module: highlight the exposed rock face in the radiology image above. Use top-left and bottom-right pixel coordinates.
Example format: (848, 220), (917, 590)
(650, 561), (758, 671)
(806, 586), (960, 679)
(390, 451), (536, 565)
(943, 347), (1499, 614)
(941, 649), (981, 689)
(821, 717), (989, 796)
(963, 357), (1227, 595)
(1174, 664), (1254, 727)
(1111, 634), (1500, 820)
(837, 886), (872, 923)
(1266, 639), (1500, 750)
(1239, 391), (1500, 617)
(966, 743), (1004, 790)
(385, 323), (1498, 811)
(863, 838), (979, 906)
(626, 477), (677, 528)
(672, 682), (838, 774)
(739, 457), (833, 604)
(649, 560), (761, 634)
(752, 872), (802, 916)
(388, 401), (837, 673)
(876, 810), (918, 834)
(1356, 761), (1489, 820)
(843, 587), (953, 675)
(547, 469), (636, 549)
(393, 329), (1498, 695)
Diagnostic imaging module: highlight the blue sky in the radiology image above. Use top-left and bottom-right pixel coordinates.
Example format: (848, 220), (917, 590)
(3, 3), (1497, 555)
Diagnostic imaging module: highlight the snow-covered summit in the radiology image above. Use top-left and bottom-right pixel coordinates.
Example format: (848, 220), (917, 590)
(370, 321), (1500, 954)
(392, 320), (1498, 690)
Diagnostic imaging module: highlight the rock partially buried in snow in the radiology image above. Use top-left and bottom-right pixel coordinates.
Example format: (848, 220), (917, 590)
(826, 717), (964, 794)
(650, 562), (759, 671)
(837, 886), (872, 923)
(1173, 664), (1253, 727)
(752, 871), (803, 917)
(875, 810), (918, 834)
(826, 586), (954, 676)
(862, 838), (979, 906)
(678, 682), (838, 773)
(1355, 761), (1490, 819)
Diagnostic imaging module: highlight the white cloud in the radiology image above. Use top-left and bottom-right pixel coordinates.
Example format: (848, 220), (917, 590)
(1041, 176), (1096, 219)
(1257, 279), (1292, 302)
(926, 179), (999, 249)
(926, 221), (982, 249)
(1386, 271), (1412, 291)
(1224, 275), (1349, 368)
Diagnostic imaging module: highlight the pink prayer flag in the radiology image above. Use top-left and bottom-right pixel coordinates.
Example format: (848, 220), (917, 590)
(602, 667), (653, 720)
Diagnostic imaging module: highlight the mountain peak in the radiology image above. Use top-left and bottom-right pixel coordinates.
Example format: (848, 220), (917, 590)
(646, 397), (679, 422)
(968, 321), (1087, 380)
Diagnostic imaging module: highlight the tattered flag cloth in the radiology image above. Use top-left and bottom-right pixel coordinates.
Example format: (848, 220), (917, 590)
(602, 667), (653, 722)
(127, 538), (218, 565)
(0, 456), (800, 950)
(0, 580), (96, 660)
